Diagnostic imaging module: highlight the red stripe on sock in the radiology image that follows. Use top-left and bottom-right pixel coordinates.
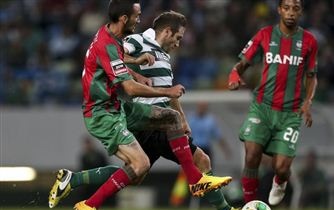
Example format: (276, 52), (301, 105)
(169, 136), (202, 184)
(86, 168), (130, 208)
(241, 177), (259, 202)
(274, 175), (286, 184)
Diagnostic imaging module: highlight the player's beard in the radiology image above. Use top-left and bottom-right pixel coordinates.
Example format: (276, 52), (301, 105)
(123, 22), (136, 36)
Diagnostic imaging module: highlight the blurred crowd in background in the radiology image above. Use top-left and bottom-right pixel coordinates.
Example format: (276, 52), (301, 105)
(1, 0), (334, 106)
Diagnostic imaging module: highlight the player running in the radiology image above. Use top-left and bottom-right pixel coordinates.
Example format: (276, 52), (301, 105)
(48, 1), (231, 209)
(123, 11), (238, 210)
(228, 0), (318, 206)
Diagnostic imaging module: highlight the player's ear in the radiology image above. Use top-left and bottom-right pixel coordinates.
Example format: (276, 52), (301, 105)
(277, 6), (282, 16)
(165, 26), (173, 36)
(120, 15), (128, 24)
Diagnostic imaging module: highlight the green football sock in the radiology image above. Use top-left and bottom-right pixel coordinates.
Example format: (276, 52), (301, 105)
(202, 171), (231, 210)
(70, 165), (120, 188)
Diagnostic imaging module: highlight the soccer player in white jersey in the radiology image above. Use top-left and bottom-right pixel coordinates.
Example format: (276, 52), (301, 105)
(124, 11), (238, 210)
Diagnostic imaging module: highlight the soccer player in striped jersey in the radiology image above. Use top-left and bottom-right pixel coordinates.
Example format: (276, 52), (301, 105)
(48, 1), (231, 210)
(228, 0), (318, 206)
(124, 11), (237, 210)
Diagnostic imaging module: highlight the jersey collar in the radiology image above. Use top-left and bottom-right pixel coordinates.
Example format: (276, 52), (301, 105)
(274, 24), (303, 38)
(105, 24), (123, 46)
(142, 28), (161, 47)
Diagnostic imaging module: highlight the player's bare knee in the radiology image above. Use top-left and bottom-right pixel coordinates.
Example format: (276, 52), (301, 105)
(142, 155), (151, 172)
(274, 162), (291, 178)
(137, 154), (150, 174)
(130, 155), (150, 176)
(245, 151), (262, 167)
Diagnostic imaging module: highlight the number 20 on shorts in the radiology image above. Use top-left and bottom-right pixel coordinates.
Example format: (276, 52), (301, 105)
(283, 127), (299, 143)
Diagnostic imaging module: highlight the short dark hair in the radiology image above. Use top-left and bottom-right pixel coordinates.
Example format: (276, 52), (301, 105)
(108, 0), (140, 23)
(152, 11), (187, 35)
(279, 0), (304, 7)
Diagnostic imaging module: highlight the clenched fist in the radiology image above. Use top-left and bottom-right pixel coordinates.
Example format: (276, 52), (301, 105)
(167, 84), (185, 98)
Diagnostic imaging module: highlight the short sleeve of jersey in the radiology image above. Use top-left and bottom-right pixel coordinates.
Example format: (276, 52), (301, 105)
(124, 35), (143, 55)
(239, 29), (264, 64)
(307, 35), (318, 74)
(98, 43), (132, 85)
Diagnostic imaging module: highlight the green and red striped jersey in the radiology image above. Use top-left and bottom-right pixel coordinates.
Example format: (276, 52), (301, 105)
(239, 25), (318, 112)
(82, 26), (132, 117)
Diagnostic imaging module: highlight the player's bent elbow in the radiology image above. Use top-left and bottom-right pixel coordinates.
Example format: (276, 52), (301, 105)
(122, 80), (137, 96)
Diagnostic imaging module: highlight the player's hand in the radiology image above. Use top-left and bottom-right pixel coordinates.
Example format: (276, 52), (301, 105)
(135, 52), (155, 66)
(228, 68), (245, 90)
(135, 74), (153, 86)
(300, 100), (313, 127)
(168, 84), (185, 98)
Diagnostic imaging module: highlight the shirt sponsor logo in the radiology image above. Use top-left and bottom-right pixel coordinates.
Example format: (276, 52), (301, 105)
(242, 40), (253, 54)
(265, 52), (303, 66)
(111, 59), (128, 76)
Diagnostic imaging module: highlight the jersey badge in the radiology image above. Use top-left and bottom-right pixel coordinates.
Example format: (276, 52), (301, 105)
(296, 40), (302, 51)
(111, 59), (128, 76)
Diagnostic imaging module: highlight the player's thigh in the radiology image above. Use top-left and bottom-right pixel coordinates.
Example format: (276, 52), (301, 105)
(124, 101), (179, 132)
(239, 101), (271, 146)
(84, 112), (135, 156)
(123, 101), (153, 131)
(266, 111), (302, 157)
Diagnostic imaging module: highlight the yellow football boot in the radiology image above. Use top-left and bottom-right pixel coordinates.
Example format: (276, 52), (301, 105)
(74, 200), (97, 210)
(189, 174), (232, 197)
(48, 169), (72, 208)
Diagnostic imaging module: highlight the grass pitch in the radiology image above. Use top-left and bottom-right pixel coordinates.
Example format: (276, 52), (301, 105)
(0, 208), (329, 210)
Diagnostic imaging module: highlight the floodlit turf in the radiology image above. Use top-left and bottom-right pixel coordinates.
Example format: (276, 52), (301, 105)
(0, 208), (328, 210)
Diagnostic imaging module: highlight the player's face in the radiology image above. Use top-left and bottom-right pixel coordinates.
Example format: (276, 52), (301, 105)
(124, 3), (141, 35)
(278, 0), (302, 29)
(162, 26), (185, 53)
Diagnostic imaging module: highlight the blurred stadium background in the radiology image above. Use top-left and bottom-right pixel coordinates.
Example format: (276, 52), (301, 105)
(1, 0), (333, 209)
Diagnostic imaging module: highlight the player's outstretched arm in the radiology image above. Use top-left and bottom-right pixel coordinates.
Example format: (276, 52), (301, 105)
(228, 60), (249, 90)
(121, 79), (185, 98)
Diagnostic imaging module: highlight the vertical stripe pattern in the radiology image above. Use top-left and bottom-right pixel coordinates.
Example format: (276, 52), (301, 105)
(240, 25), (317, 112)
(272, 37), (291, 110)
